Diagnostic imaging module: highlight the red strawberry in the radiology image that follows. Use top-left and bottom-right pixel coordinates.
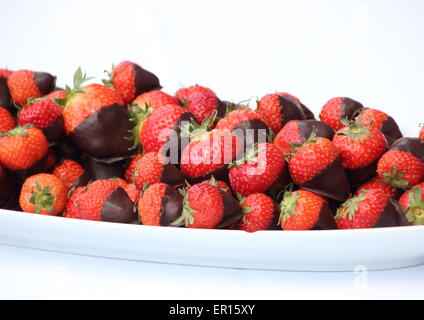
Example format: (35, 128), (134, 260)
(274, 120), (334, 156)
(61, 68), (134, 160)
(63, 185), (86, 219)
(319, 97), (364, 131)
(70, 179), (137, 223)
(287, 134), (350, 201)
(103, 61), (161, 104)
(18, 98), (64, 144)
(279, 189), (336, 230)
(419, 127), (424, 142)
(53, 159), (90, 191)
(0, 69), (13, 112)
(175, 84), (216, 104)
(335, 189), (407, 229)
(7, 70), (56, 105)
(356, 176), (398, 199)
(132, 90), (179, 110)
(201, 176), (231, 194)
(358, 108), (403, 146)
(0, 107), (15, 133)
(229, 143), (287, 197)
(399, 182), (424, 225)
(19, 173), (67, 216)
(256, 93), (306, 134)
(45, 89), (66, 104)
(237, 193), (278, 232)
(184, 91), (222, 124)
(377, 138), (424, 189)
(0, 126), (48, 173)
(0, 69), (12, 78)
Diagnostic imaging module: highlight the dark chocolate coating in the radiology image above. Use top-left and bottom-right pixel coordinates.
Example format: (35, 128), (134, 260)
(380, 116), (403, 145)
(0, 168), (19, 209)
(300, 103), (315, 120)
(233, 119), (270, 154)
(74, 171), (91, 188)
(278, 95), (306, 127)
(345, 155), (382, 186)
(301, 156), (351, 202)
(160, 164), (186, 187)
(297, 120), (335, 142)
(186, 165), (230, 185)
(100, 187), (137, 223)
(312, 202), (338, 230)
(69, 104), (135, 161)
(389, 137), (424, 163)
(373, 199), (409, 228)
(33, 72), (56, 95)
(265, 163), (292, 203)
(0, 77), (12, 113)
(159, 186), (184, 227)
(42, 115), (65, 145)
(53, 138), (82, 162)
(133, 64), (162, 96)
(81, 156), (125, 180)
(12, 154), (48, 183)
(217, 191), (243, 229)
(340, 97), (364, 120)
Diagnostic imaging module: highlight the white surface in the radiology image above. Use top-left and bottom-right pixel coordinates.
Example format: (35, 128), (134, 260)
(1, 0), (424, 299)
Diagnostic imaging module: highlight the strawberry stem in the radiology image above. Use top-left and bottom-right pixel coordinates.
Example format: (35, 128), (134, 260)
(170, 188), (198, 227)
(29, 181), (54, 214)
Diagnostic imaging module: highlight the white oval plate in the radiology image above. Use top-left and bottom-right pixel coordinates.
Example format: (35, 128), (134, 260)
(0, 209), (423, 271)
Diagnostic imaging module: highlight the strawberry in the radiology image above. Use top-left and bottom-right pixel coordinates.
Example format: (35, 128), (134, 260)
(229, 143), (288, 198)
(17, 98), (64, 144)
(273, 120), (334, 156)
(356, 176), (399, 199)
(53, 159), (90, 191)
(287, 134), (350, 201)
(0, 69), (13, 113)
(201, 176), (231, 194)
(19, 173), (67, 216)
(0, 69), (12, 78)
(0, 107), (16, 133)
(377, 138), (424, 189)
(69, 179), (137, 223)
(335, 189), (407, 229)
(175, 84), (216, 104)
(45, 89), (66, 105)
(7, 70), (56, 105)
(125, 151), (185, 190)
(184, 91), (223, 124)
(279, 189), (336, 230)
(319, 97), (364, 131)
(332, 118), (388, 183)
(103, 61), (162, 104)
(358, 108), (403, 146)
(419, 127), (424, 142)
(399, 182), (424, 225)
(276, 92), (315, 120)
(237, 193), (279, 232)
(132, 90), (179, 110)
(61, 68), (134, 161)
(0, 126), (48, 173)
(63, 185), (86, 219)
(256, 93), (306, 134)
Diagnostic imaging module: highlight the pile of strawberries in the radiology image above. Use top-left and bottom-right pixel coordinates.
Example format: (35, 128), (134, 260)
(0, 61), (424, 231)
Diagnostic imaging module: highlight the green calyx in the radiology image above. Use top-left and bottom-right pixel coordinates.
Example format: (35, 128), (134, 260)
(29, 181), (55, 214)
(0, 124), (34, 138)
(206, 175), (229, 193)
(335, 190), (367, 221)
(180, 111), (217, 141)
(170, 188), (198, 227)
(337, 117), (371, 142)
(379, 166), (410, 190)
(55, 67), (94, 107)
(127, 104), (152, 151)
(404, 186), (424, 225)
(236, 193), (253, 225)
(229, 143), (262, 169)
(102, 64), (116, 89)
(285, 129), (318, 161)
(278, 190), (300, 226)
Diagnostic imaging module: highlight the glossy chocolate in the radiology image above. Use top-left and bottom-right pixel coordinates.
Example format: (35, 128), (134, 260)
(74, 171), (91, 188)
(278, 95), (306, 127)
(297, 120), (335, 142)
(233, 119), (270, 153)
(0, 77), (12, 112)
(100, 187), (137, 223)
(340, 97), (364, 120)
(313, 202), (338, 230)
(217, 191), (243, 229)
(33, 72), (56, 95)
(12, 154), (48, 183)
(42, 114), (65, 145)
(265, 164), (292, 202)
(373, 199), (409, 228)
(0, 168), (19, 209)
(81, 155), (125, 180)
(380, 116), (403, 145)
(302, 156), (351, 202)
(159, 186), (184, 227)
(133, 64), (162, 96)
(390, 137), (424, 163)
(300, 103), (316, 120)
(160, 164), (186, 187)
(69, 104), (135, 162)
(345, 156), (381, 186)
(186, 164), (230, 185)
(53, 138), (82, 162)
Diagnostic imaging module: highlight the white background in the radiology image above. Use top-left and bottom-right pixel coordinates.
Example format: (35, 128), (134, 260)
(1, 0), (424, 300)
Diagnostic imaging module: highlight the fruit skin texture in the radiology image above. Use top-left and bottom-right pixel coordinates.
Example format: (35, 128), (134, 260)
(64, 186), (86, 219)
(319, 97), (344, 131)
(19, 173), (67, 216)
(279, 190), (327, 230)
(185, 91), (220, 124)
(0, 108), (15, 133)
(201, 177), (231, 194)
(332, 126), (388, 169)
(7, 70), (42, 105)
(288, 137), (340, 185)
(138, 182), (168, 226)
(130, 152), (166, 190)
(237, 193), (277, 232)
(53, 159), (86, 190)
(0, 126), (48, 171)
(18, 98), (63, 129)
(229, 143), (286, 196)
(125, 154), (142, 183)
(399, 182), (424, 225)
(335, 189), (389, 229)
(133, 90), (179, 110)
(377, 150), (424, 189)
(215, 109), (265, 131)
(356, 176), (398, 199)
(420, 127), (424, 142)
(175, 85), (216, 103)
(273, 120), (302, 155)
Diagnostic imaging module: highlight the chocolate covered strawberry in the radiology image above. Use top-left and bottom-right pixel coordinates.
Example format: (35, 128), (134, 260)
(201, 176), (231, 194)
(274, 120), (334, 156)
(0, 107), (15, 133)
(184, 91), (223, 124)
(61, 68), (134, 161)
(399, 182), (424, 225)
(335, 189), (407, 229)
(19, 173), (67, 216)
(18, 98), (64, 144)
(287, 134), (350, 201)
(332, 118), (388, 184)
(276, 92), (315, 120)
(237, 193), (279, 232)
(53, 159), (90, 191)
(103, 61), (162, 104)
(358, 108), (403, 146)
(132, 90), (179, 110)
(279, 189), (337, 230)
(256, 93), (306, 134)
(356, 176), (399, 199)
(7, 69), (56, 105)
(0, 69), (13, 113)
(229, 143), (289, 200)
(319, 97), (364, 131)
(377, 138), (424, 189)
